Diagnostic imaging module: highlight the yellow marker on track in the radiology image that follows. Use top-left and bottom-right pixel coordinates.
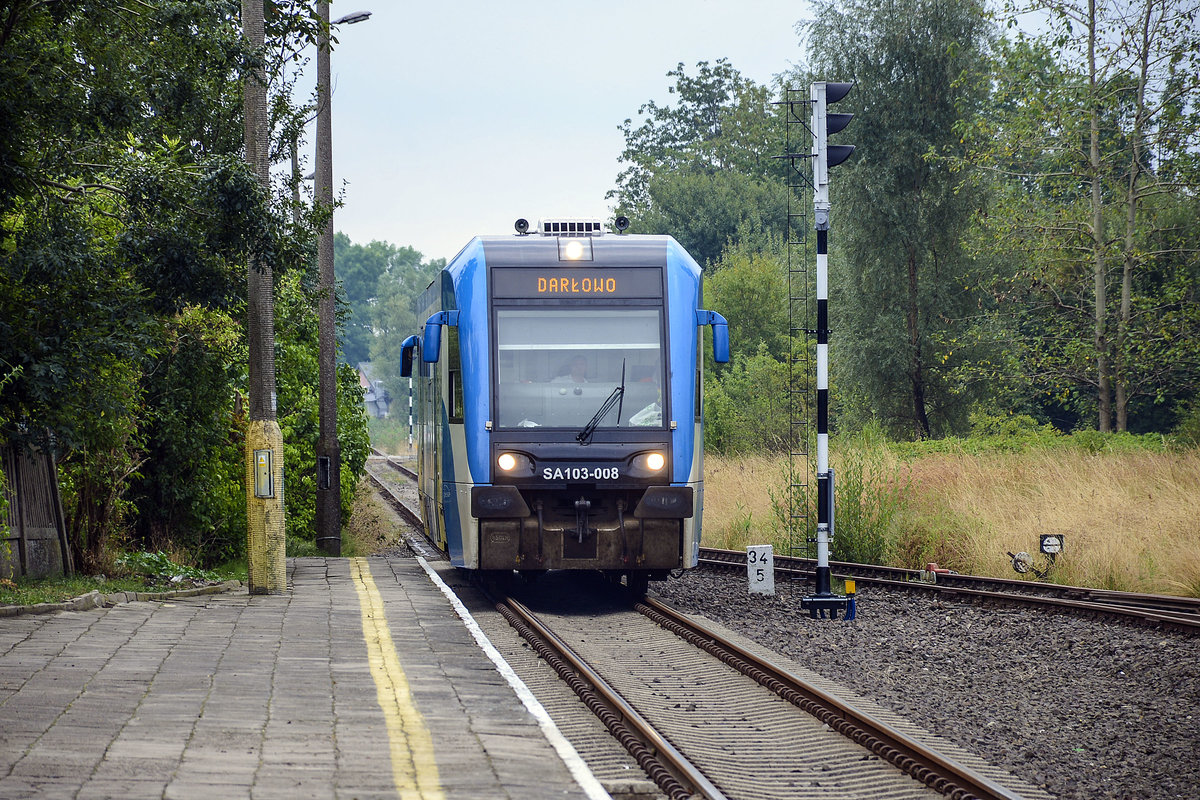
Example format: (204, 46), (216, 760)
(350, 558), (445, 799)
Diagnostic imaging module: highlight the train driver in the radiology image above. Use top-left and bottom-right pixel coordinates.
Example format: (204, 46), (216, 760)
(552, 355), (589, 384)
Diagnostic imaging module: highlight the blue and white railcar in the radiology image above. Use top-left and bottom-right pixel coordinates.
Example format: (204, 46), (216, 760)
(401, 218), (728, 591)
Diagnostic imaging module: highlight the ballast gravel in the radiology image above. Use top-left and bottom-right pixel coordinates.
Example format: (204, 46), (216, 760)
(652, 571), (1200, 800)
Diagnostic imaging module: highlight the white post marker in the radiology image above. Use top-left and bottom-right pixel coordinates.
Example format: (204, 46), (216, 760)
(747, 545), (775, 595)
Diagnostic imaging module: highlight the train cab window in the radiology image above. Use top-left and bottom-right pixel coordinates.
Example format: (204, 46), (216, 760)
(495, 308), (664, 430)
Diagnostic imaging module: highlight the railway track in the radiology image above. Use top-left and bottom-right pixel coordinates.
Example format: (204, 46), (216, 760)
(365, 452), (422, 527)
(491, 578), (1034, 800)
(363, 459), (1041, 799)
(698, 547), (1200, 633)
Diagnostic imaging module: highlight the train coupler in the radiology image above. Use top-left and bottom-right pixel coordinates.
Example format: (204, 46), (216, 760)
(574, 497), (591, 543)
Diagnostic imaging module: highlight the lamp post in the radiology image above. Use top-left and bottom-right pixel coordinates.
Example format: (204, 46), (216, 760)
(315, 6), (371, 555)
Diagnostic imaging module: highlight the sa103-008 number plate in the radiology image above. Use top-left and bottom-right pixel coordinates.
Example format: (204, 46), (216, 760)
(540, 465), (620, 481)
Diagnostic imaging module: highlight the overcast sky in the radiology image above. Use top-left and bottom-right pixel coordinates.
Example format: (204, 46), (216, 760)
(299, 1), (815, 262)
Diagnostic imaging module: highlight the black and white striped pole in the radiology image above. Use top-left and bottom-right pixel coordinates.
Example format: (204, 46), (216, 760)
(802, 81), (855, 621)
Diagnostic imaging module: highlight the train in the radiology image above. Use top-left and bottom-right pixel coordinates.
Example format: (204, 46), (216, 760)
(400, 217), (728, 594)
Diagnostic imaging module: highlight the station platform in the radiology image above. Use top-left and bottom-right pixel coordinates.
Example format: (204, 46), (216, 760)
(0, 556), (611, 800)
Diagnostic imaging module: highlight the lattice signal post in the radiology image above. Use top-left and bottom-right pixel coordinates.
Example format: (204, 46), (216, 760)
(778, 89), (814, 574)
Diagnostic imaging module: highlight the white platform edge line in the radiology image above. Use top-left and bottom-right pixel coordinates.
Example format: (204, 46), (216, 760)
(416, 557), (613, 800)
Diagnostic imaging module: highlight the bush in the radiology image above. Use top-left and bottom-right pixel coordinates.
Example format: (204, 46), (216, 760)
(829, 442), (910, 565)
(704, 344), (795, 454)
(1170, 399), (1200, 448)
(117, 550), (217, 582)
(275, 272), (371, 548)
(1069, 429), (1168, 455)
(131, 306), (246, 566)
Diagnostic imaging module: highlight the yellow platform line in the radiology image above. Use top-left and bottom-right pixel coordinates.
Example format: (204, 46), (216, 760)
(350, 557), (445, 800)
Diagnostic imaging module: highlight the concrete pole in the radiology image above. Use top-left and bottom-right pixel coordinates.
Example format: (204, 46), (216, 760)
(242, 0), (286, 593)
(314, 2), (342, 556)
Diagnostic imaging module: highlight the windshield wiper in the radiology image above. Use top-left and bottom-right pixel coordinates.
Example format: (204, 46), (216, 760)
(577, 360), (625, 445)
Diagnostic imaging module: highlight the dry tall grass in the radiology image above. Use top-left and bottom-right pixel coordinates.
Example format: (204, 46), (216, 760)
(702, 448), (1200, 596)
(905, 448), (1200, 595)
(702, 454), (791, 551)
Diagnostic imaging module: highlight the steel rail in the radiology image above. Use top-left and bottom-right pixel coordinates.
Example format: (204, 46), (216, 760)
(496, 595), (729, 800)
(638, 597), (1028, 800)
(365, 468), (423, 531)
(370, 448), (419, 482)
(698, 548), (1200, 633)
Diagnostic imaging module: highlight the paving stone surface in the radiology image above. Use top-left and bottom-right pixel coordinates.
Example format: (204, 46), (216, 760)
(0, 557), (598, 799)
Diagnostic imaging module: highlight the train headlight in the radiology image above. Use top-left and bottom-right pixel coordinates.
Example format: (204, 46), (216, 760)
(630, 451), (667, 477)
(495, 452), (534, 478)
(557, 237), (593, 261)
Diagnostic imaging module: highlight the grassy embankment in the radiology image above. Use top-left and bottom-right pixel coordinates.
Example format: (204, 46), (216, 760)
(368, 417), (414, 457)
(702, 438), (1200, 597)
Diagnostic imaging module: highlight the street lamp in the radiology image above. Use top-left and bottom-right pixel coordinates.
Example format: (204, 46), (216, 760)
(315, 6), (371, 556)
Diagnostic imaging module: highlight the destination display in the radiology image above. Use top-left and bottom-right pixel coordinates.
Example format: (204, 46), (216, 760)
(491, 267), (663, 299)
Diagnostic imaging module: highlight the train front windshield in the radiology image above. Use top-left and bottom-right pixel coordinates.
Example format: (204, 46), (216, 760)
(495, 308), (665, 430)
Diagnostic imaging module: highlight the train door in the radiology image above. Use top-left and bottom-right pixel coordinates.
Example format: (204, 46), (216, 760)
(417, 349), (442, 548)
(429, 352), (447, 551)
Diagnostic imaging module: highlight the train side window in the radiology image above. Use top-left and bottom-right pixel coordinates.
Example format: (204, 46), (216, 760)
(448, 326), (464, 423)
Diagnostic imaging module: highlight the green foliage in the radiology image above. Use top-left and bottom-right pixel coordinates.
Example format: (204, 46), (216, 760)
(828, 438), (911, 565)
(1172, 399), (1200, 448)
(610, 60), (786, 266)
(1068, 430), (1169, 455)
(368, 248), (443, 403)
(804, 0), (992, 440)
(56, 358), (145, 572)
(1, 206), (153, 452)
(703, 344), (795, 454)
(334, 232), (428, 367)
(274, 272), (371, 546)
(116, 551), (218, 583)
(337, 361), (371, 506)
(0, 2), (344, 571)
(701, 237), (789, 363)
(633, 168), (788, 268)
(950, 6), (1200, 434)
(968, 411), (1063, 443)
(130, 306), (246, 565)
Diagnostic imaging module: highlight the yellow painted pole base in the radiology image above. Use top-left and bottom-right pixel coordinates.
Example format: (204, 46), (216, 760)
(245, 419), (287, 594)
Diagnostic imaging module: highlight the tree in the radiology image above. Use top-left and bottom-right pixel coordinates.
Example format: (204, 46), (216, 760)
(0, 2), (356, 569)
(335, 233), (428, 368)
(704, 238), (790, 363)
(804, 0), (992, 438)
(954, 1), (1200, 432)
(609, 60), (787, 266)
(368, 248), (443, 405)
